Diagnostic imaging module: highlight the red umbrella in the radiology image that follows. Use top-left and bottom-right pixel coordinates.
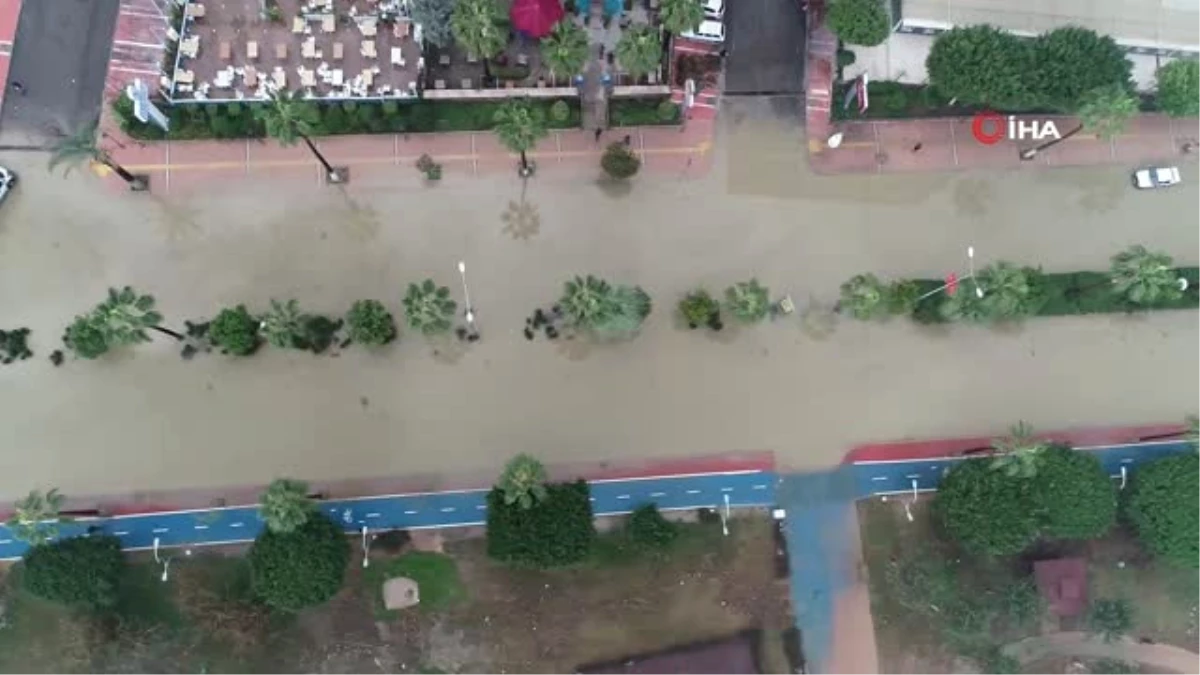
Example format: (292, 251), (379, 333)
(510, 0), (564, 39)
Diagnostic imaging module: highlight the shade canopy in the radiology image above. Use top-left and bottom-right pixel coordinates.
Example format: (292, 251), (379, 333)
(510, 0), (565, 39)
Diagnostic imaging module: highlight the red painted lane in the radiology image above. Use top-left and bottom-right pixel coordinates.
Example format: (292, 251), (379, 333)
(0, 0), (21, 104)
(844, 423), (1188, 463)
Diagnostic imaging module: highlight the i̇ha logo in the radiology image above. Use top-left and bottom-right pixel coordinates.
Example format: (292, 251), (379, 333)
(971, 111), (1061, 145)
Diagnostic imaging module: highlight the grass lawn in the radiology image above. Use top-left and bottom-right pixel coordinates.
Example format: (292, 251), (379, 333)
(0, 514), (791, 673)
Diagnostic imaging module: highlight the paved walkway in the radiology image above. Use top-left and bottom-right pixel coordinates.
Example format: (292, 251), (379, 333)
(1002, 632), (1200, 673)
(811, 115), (1200, 175)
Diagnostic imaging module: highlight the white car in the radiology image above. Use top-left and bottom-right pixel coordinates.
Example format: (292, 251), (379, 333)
(682, 19), (725, 44)
(1132, 166), (1181, 189)
(703, 0), (724, 20)
(0, 166), (16, 204)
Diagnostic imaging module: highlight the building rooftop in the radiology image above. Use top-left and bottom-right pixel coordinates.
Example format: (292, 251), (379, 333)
(899, 0), (1199, 51)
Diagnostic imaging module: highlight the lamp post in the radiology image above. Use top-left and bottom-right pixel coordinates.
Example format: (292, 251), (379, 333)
(456, 260), (478, 337)
(721, 493), (731, 537)
(361, 525), (372, 568)
(153, 537), (169, 582)
(916, 246), (986, 302)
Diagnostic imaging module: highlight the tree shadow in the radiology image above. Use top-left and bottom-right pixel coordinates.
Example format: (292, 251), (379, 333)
(501, 179), (541, 241)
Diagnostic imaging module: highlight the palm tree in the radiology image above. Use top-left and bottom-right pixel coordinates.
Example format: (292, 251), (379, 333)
(839, 273), (890, 320)
(450, 0), (506, 66)
(658, 0), (704, 35)
(944, 261), (1040, 322)
(540, 20), (589, 83)
(725, 279), (771, 323)
(260, 478), (314, 534)
(1109, 245), (1183, 306)
(1021, 84), (1137, 159)
(403, 279), (458, 335)
(990, 421), (1049, 478)
(497, 454), (548, 509)
(493, 99), (548, 176)
(261, 299), (307, 348)
(63, 286), (183, 359)
(560, 275), (618, 330)
(49, 121), (148, 191)
(615, 25), (663, 81)
(7, 488), (68, 546)
(255, 89), (342, 183)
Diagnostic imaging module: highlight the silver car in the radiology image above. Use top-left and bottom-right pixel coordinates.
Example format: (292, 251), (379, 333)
(1132, 166), (1181, 189)
(0, 166), (16, 204)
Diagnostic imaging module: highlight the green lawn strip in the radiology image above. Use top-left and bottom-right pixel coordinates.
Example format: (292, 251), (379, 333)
(114, 96), (584, 141)
(363, 551), (465, 618)
(587, 517), (727, 568)
(911, 266), (1200, 324)
(608, 97), (681, 127)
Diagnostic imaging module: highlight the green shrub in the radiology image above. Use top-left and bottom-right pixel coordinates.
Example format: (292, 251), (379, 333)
(382, 100), (401, 116)
(415, 153), (443, 180)
(601, 142), (641, 179)
(63, 315), (110, 359)
(249, 514), (349, 611)
(209, 305), (261, 356)
(320, 104), (348, 134)
(1031, 445), (1116, 540)
(1087, 598), (1133, 643)
(22, 535), (125, 611)
(485, 480), (595, 568)
(839, 273), (890, 320)
(490, 63), (532, 81)
(1125, 453), (1199, 567)
(342, 100), (358, 113)
(627, 504), (677, 549)
(656, 99), (679, 122)
(725, 279), (771, 323)
(609, 97), (677, 126)
(886, 279), (921, 315)
(679, 289), (721, 329)
(934, 458), (1040, 555)
(346, 299), (397, 346)
(549, 99), (570, 122)
(836, 47), (857, 69)
(825, 0), (890, 47)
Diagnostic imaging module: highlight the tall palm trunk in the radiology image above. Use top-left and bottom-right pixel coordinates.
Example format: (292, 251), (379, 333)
(1021, 123), (1084, 158)
(519, 149), (529, 171)
(300, 133), (337, 178)
(150, 325), (185, 341)
(103, 158), (146, 188)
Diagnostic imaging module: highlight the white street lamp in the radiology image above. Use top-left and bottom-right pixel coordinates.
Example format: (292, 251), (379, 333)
(456, 260), (477, 331)
(153, 536), (170, 582)
(361, 525), (371, 568)
(916, 246), (986, 302)
(721, 494), (731, 537)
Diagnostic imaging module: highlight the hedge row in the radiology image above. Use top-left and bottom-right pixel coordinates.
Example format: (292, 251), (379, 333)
(485, 480), (595, 568)
(910, 266), (1200, 324)
(113, 96), (583, 141)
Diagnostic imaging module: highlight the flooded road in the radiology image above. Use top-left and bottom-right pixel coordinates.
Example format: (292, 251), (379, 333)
(0, 108), (1196, 499)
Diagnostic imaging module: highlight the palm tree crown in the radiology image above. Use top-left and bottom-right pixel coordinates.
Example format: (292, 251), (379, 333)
(48, 122), (106, 175)
(256, 89), (319, 146)
(493, 99), (548, 156)
(540, 19), (589, 78)
(616, 25), (663, 80)
(1110, 244), (1182, 306)
(450, 0), (507, 59)
(658, 0), (704, 35)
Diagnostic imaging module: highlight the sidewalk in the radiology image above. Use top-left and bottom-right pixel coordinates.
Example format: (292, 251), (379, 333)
(810, 114), (1200, 175)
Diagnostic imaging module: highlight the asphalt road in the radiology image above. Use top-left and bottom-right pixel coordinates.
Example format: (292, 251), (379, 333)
(0, 0), (119, 146)
(0, 470), (778, 559)
(723, 0), (806, 94)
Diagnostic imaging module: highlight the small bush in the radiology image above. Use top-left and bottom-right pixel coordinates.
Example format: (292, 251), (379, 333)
(22, 535), (125, 611)
(486, 480), (595, 568)
(933, 458), (1039, 555)
(600, 142), (641, 179)
(1087, 598), (1133, 643)
(627, 504), (677, 549)
(549, 99), (570, 122)
(656, 99), (679, 122)
(836, 48), (857, 69)
(208, 305), (261, 356)
(1124, 453), (1199, 567)
(415, 153), (443, 181)
(346, 299), (397, 346)
(725, 279), (771, 323)
(249, 514), (349, 611)
(678, 289), (721, 329)
(826, 0), (890, 46)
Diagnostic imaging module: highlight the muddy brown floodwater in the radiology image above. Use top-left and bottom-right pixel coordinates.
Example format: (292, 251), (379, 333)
(0, 103), (1196, 500)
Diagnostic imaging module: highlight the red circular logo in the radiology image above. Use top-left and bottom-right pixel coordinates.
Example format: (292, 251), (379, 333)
(971, 111), (1005, 145)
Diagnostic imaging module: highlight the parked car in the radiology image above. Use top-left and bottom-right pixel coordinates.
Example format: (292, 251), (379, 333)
(682, 19), (725, 43)
(703, 0), (724, 20)
(1132, 166), (1181, 189)
(0, 166), (16, 204)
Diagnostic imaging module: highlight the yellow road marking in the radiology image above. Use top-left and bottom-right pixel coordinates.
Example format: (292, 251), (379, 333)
(125, 140), (713, 173)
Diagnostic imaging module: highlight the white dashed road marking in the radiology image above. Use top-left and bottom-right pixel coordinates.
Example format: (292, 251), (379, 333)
(617, 494), (631, 500)
(404, 510), (418, 515)
(152, 528), (169, 533)
(650, 492), (666, 497)
(686, 489), (701, 495)
(440, 507), (456, 513)
(194, 525), (208, 530)
(230, 522), (245, 528)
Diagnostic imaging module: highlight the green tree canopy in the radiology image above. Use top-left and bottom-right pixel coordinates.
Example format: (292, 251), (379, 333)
(254, 89), (319, 145)
(7, 488), (67, 546)
(497, 454), (549, 509)
(615, 25), (662, 80)
(1031, 27), (1131, 111)
(402, 279), (457, 335)
(62, 315), (111, 359)
(62, 286), (177, 358)
(989, 421), (1050, 479)
(628, 504), (678, 549)
(1077, 83), (1138, 140)
(1155, 59), (1200, 117)
(261, 299), (307, 349)
(926, 25), (1034, 108)
(558, 275), (651, 335)
(725, 279), (771, 323)
(209, 305), (262, 356)
(540, 19), (589, 78)
(679, 289), (721, 328)
(1124, 453), (1199, 567)
(411, 0), (456, 47)
(450, 0), (506, 59)
(21, 535), (124, 610)
(249, 513), (350, 611)
(486, 480), (595, 567)
(260, 478), (315, 534)
(346, 299), (397, 346)
(1109, 245), (1183, 306)
(839, 273), (891, 320)
(934, 457), (1040, 555)
(942, 261), (1043, 322)
(1087, 598), (1134, 643)
(1031, 444), (1116, 540)
(658, 0), (704, 35)
(825, 0), (890, 47)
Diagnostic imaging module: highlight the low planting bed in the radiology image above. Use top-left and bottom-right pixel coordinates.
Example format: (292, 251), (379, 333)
(113, 96), (583, 141)
(608, 97), (680, 127)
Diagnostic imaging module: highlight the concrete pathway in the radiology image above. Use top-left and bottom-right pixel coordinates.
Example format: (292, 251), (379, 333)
(1002, 632), (1200, 673)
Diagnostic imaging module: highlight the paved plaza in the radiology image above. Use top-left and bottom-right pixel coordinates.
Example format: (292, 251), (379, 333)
(0, 101), (1196, 501)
